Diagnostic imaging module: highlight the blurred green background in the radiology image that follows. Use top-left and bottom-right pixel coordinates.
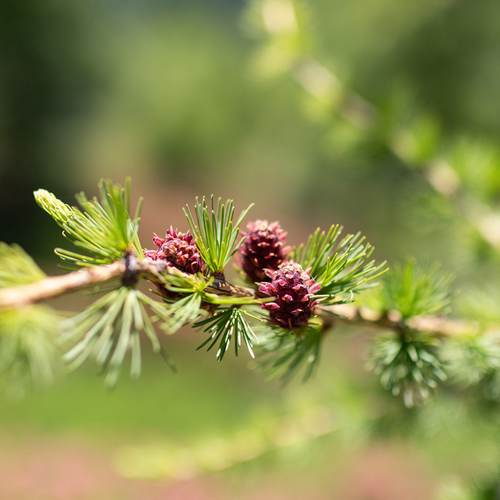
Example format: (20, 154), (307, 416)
(1, 0), (500, 498)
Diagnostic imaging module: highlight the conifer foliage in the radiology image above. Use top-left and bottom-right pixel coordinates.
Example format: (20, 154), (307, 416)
(0, 179), (497, 407)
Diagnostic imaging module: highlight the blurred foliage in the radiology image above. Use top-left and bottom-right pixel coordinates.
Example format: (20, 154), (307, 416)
(0, 306), (60, 397)
(1, 0), (500, 497)
(371, 331), (447, 407)
(0, 243), (46, 286)
(378, 260), (451, 319)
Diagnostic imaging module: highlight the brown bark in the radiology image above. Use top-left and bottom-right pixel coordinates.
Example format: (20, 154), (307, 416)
(0, 259), (479, 338)
(323, 304), (478, 337)
(0, 261), (126, 308)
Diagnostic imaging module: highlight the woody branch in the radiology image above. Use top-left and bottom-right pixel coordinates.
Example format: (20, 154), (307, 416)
(0, 257), (478, 338)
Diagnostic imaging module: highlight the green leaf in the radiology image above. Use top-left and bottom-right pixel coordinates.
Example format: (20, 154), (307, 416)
(195, 307), (256, 361)
(61, 288), (173, 386)
(34, 178), (143, 267)
(183, 196), (253, 273)
(292, 225), (387, 303)
(0, 243), (46, 287)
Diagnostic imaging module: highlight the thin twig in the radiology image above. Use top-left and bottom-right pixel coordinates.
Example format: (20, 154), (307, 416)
(0, 260), (163, 309)
(0, 261), (125, 308)
(320, 304), (479, 338)
(0, 258), (482, 338)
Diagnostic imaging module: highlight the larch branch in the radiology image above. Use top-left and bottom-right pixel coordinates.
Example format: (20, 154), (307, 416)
(0, 259), (482, 339)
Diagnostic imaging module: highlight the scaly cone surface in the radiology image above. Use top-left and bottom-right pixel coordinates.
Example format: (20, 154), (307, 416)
(259, 262), (320, 328)
(239, 220), (289, 282)
(145, 227), (204, 274)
